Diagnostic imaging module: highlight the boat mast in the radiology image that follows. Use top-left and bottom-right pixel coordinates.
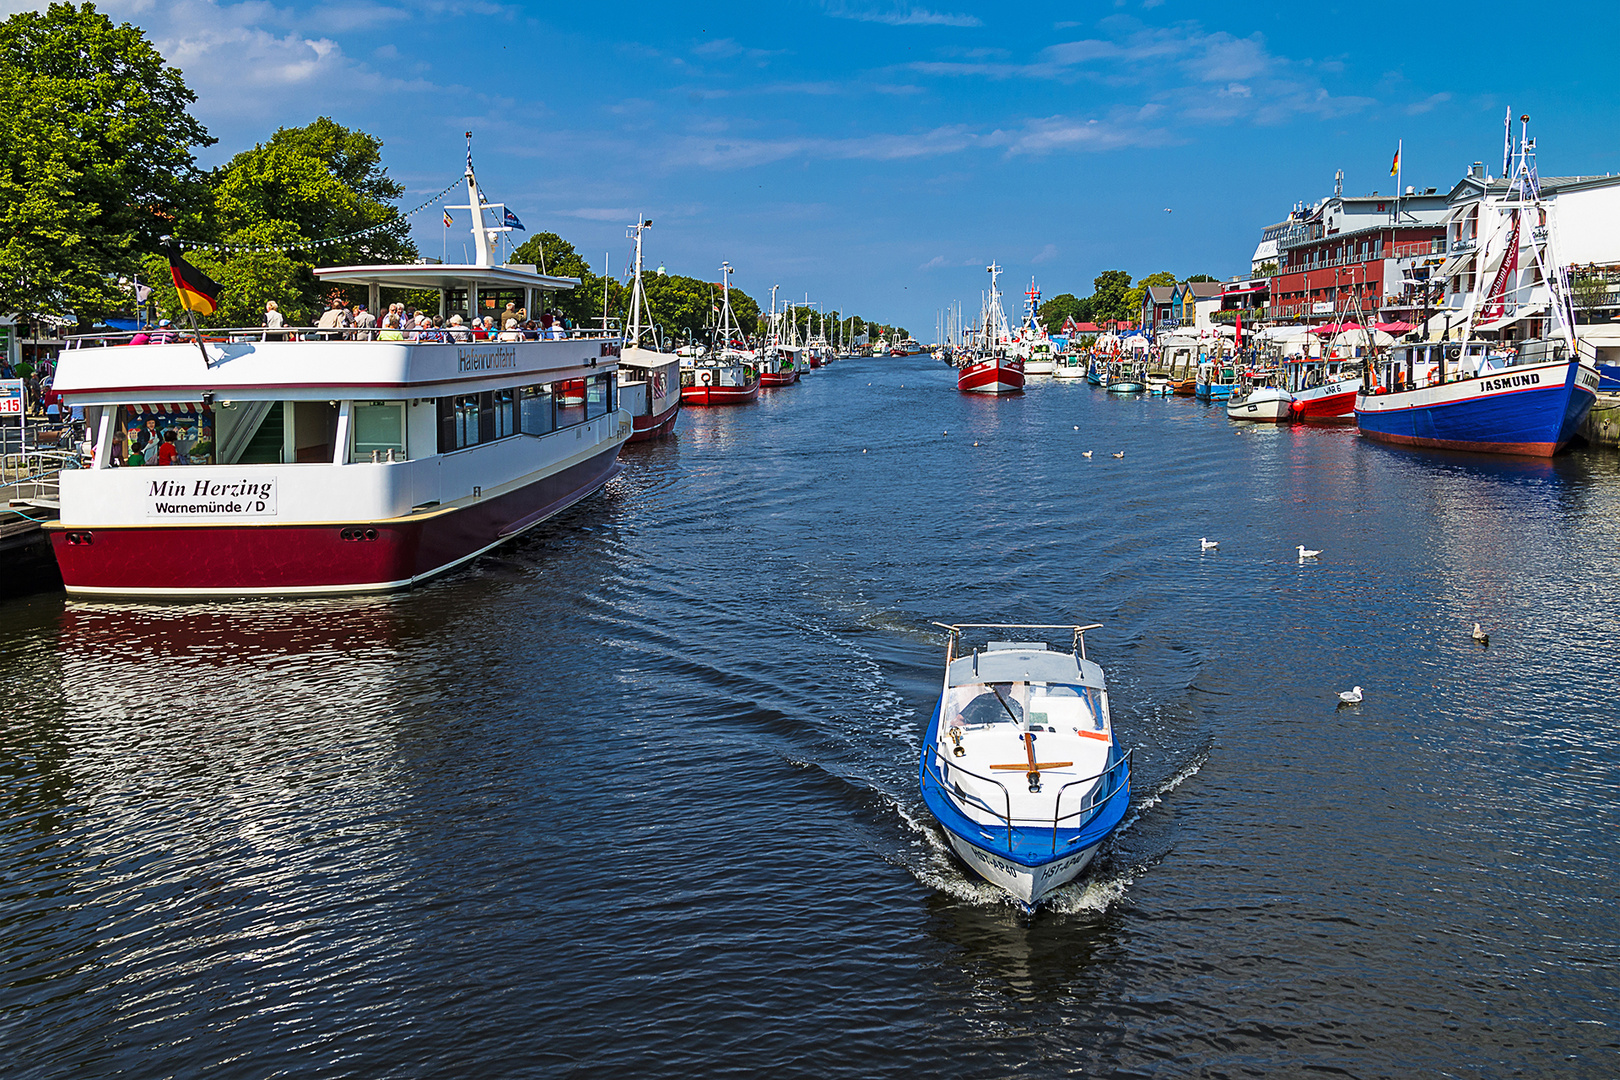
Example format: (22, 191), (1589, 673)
(626, 218), (654, 348)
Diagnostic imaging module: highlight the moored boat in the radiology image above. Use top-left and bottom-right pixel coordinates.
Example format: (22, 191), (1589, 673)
(618, 219), (681, 441)
(1284, 357), (1361, 421)
(958, 354), (1026, 394)
(47, 155), (631, 597)
(1227, 373), (1293, 422)
(681, 262), (760, 406)
(918, 623), (1131, 909)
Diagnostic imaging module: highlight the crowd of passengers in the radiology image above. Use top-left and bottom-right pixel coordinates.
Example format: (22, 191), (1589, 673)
(121, 300), (579, 345)
(299, 299), (576, 342)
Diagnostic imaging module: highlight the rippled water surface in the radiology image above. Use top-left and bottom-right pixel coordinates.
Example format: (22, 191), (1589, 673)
(4, 356), (1620, 1078)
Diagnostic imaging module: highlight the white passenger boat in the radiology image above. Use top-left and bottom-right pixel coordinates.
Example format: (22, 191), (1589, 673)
(48, 158), (631, 597)
(919, 623), (1131, 909)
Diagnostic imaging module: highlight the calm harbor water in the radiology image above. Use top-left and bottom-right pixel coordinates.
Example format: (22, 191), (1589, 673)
(3, 355), (1619, 1078)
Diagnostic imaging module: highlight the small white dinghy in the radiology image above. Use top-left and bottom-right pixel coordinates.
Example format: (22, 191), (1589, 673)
(919, 623), (1131, 910)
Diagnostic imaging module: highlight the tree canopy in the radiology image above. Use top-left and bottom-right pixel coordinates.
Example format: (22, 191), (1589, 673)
(1038, 292), (1091, 332)
(1089, 270), (1135, 323)
(0, 1), (213, 326)
(142, 118), (416, 326)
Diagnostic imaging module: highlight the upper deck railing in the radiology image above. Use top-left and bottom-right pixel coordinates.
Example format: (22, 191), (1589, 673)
(63, 326), (621, 349)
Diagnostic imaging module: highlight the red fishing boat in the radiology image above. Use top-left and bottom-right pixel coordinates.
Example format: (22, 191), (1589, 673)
(957, 355), (1026, 394)
(680, 262), (760, 406)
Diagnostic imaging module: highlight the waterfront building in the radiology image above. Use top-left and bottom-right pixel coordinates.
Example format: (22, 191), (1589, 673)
(1171, 281), (1224, 332)
(1266, 173), (1449, 324)
(1141, 286), (1177, 337)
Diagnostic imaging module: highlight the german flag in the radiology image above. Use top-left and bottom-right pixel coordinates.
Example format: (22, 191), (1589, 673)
(166, 245), (221, 315)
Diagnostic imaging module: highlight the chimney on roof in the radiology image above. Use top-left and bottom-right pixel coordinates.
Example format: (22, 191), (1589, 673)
(1469, 162), (1484, 179)
(1405, 186), (1415, 196)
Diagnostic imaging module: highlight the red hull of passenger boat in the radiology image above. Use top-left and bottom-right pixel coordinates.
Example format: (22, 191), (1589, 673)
(49, 446), (624, 596)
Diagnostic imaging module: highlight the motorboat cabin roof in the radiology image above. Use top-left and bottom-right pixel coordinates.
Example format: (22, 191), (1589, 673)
(946, 641), (1105, 688)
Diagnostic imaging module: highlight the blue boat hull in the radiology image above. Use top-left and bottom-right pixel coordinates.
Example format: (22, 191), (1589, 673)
(1196, 381), (1235, 401)
(1355, 358), (1598, 457)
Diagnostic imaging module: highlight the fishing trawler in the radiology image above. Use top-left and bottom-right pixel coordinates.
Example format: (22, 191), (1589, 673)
(618, 219), (681, 440)
(681, 262), (760, 406)
(1355, 122), (1597, 456)
(1284, 357), (1361, 421)
(47, 153), (631, 596)
(957, 263), (1025, 395)
(919, 623), (1131, 909)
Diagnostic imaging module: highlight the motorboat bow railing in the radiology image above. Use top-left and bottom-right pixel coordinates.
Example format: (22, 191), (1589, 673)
(922, 744), (1015, 850)
(1051, 749), (1132, 854)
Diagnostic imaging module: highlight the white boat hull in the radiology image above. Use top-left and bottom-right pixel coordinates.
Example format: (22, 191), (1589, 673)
(1024, 360), (1056, 375)
(943, 830), (1103, 906)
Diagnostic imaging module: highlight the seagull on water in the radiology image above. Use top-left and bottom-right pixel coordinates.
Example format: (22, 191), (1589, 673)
(1472, 622), (1490, 646)
(1200, 538), (1218, 550)
(1337, 686), (1363, 706)
(1298, 545), (1322, 562)
(1112, 451), (1125, 459)
(1082, 450), (1093, 458)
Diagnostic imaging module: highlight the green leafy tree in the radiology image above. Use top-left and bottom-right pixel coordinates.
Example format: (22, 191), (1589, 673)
(0, 2), (213, 327)
(1186, 274), (1219, 283)
(1038, 292), (1091, 332)
(1255, 261), (1279, 277)
(142, 118), (415, 326)
(1090, 269), (1134, 323)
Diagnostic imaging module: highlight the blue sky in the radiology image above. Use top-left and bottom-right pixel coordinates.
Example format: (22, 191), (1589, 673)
(29, 0), (1620, 334)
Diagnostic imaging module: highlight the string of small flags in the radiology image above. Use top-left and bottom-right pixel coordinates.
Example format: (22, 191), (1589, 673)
(170, 176), (464, 256)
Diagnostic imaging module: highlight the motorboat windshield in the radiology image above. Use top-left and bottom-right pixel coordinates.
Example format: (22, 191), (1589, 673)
(946, 681), (1106, 734)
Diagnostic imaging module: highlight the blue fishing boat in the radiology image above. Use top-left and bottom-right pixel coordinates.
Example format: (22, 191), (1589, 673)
(919, 623), (1130, 910)
(1357, 339), (1597, 456)
(1195, 358), (1238, 401)
(1355, 121), (1599, 457)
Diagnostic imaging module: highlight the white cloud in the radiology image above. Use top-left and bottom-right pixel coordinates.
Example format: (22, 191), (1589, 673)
(1032, 243), (1058, 263)
(822, 2), (982, 28)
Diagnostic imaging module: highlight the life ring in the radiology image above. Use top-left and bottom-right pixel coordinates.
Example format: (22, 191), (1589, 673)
(700, 370), (712, 385)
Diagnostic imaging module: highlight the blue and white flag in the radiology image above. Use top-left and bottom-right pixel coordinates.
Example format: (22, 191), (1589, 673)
(504, 209), (525, 231)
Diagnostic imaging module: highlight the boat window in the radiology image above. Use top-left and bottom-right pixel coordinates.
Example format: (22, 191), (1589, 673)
(958, 685), (1024, 727)
(493, 389), (515, 439)
(585, 373), (611, 419)
(437, 394), (484, 453)
(113, 403), (216, 467)
(351, 401), (405, 460)
(555, 379), (587, 428)
(519, 385), (554, 435)
(1028, 683), (1105, 732)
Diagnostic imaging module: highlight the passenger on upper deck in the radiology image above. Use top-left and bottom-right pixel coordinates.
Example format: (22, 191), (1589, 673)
(264, 301), (284, 341)
(378, 315), (405, 342)
(448, 314), (472, 342)
(352, 304), (375, 339)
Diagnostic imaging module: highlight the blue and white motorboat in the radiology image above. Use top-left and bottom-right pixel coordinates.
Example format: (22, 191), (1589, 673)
(1194, 358), (1237, 401)
(918, 623), (1130, 909)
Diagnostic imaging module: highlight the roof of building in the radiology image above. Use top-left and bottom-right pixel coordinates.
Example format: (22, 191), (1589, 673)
(1144, 285), (1177, 302)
